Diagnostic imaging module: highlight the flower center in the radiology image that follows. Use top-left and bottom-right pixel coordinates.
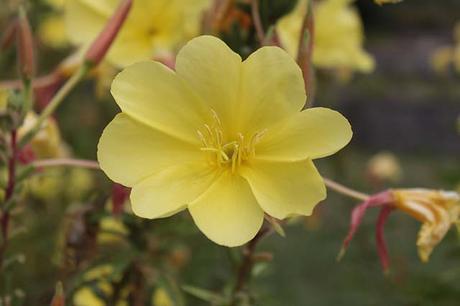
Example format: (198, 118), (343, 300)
(197, 110), (266, 173)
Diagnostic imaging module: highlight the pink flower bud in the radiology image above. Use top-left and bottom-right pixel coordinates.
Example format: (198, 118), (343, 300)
(111, 183), (130, 215)
(84, 0), (133, 66)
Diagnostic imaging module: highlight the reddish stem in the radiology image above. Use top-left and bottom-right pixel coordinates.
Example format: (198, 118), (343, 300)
(376, 206), (394, 273)
(0, 130), (17, 269)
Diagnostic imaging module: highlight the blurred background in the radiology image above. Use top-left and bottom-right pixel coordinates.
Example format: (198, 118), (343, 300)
(0, 0), (459, 305)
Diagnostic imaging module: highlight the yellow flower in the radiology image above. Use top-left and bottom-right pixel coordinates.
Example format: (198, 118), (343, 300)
(65, 0), (211, 68)
(18, 112), (61, 159)
(39, 0), (68, 48)
(277, 0), (375, 73)
(98, 36), (352, 246)
(393, 189), (460, 262)
(153, 288), (174, 306)
(0, 89), (8, 112)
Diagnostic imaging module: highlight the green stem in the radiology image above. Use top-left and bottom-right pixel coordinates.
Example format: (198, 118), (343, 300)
(19, 63), (90, 148)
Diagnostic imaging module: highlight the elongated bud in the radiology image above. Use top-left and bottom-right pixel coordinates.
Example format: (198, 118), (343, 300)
(84, 0), (133, 66)
(1, 19), (18, 50)
(50, 282), (65, 306)
(17, 8), (35, 80)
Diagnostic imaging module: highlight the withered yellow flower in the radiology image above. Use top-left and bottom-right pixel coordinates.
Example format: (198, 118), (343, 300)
(277, 0), (375, 73)
(98, 36), (352, 246)
(393, 189), (460, 262)
(65, 0), (211, 67)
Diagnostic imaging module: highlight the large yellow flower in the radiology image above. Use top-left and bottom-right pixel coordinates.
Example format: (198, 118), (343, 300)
(65, 0), (210, 67)
(98, 36), (352, 246)
(277, 0), (375, 73)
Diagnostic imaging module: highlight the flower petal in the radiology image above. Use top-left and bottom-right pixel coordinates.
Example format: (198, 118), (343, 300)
(130, 163), (218, 219)
(255, 107), (352, 161)
(175, 35), (242, 132)
(97, 113), (202, 186)
(240, 159), (326, 219)
(189, 173), (264, 247)
(239, 46), (306, 134)
(111, 61), (208, 144)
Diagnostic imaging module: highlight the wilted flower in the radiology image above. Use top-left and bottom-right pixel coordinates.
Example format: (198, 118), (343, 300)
(98, 35), (352, 246)
(65, 0), (211, 68)
(394, 189), (460, 262)
(341, 188), (460, 271)
(277, 0), (375, 74)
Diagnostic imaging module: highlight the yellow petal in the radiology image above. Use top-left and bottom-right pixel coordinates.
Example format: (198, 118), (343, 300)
(97, 113), (202, 187)
(239, 46), (306, 135)
(189, 173), (264, 247)
(111, 61), (208, 144)
(175, 36), (242, 132)
(241, 159), (326, 219)
(255, 107), (352, 161)
(130, 163), (218, 219)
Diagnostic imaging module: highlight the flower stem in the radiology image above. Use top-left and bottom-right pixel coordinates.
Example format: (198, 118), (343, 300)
(19, 63), (90, 148)
(296, 0), (316, 106)
(0, 130), (18, 272)
(231, 226), (272, 305)
(251, 0), (265, 45)
(32, 158), (101, 170)
(323, 177), (370, 201)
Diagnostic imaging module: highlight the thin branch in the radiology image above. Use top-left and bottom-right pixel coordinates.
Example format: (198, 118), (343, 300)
(251, 0), (265, 44)
(323, 177), (370, 202)
(32, 158), (101, 170)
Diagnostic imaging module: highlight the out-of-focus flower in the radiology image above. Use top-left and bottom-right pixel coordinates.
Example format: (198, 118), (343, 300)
(0, 89), (8, 112)
(367, 151), (402, 184)
(39, 0), (68, 48)
(73, 265), (120, 306)
(97, 198), (130, 245)
(430, 21), (460, 73)
(98, 35), (352, 246)
(18, 112), (61, 159)
(340, 188), (460, 271)
(65, 0), (211, 68)
(153, 288), (174, 306)
(277, 0), (375, 74)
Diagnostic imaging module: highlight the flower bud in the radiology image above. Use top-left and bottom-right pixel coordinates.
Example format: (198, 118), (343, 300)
(17, 8), (35, 80)
(84, 0), (133, 66)
(50, 282), (65, 306)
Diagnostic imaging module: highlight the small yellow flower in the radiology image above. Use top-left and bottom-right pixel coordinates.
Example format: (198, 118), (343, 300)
(18, 112), (61, 159)
(98, 36), (352, 246)
(153, 288), (174, 306)
(65, 0), (211, 67)
(393, 189), (460, 262)
(277, 0), (375, 74)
